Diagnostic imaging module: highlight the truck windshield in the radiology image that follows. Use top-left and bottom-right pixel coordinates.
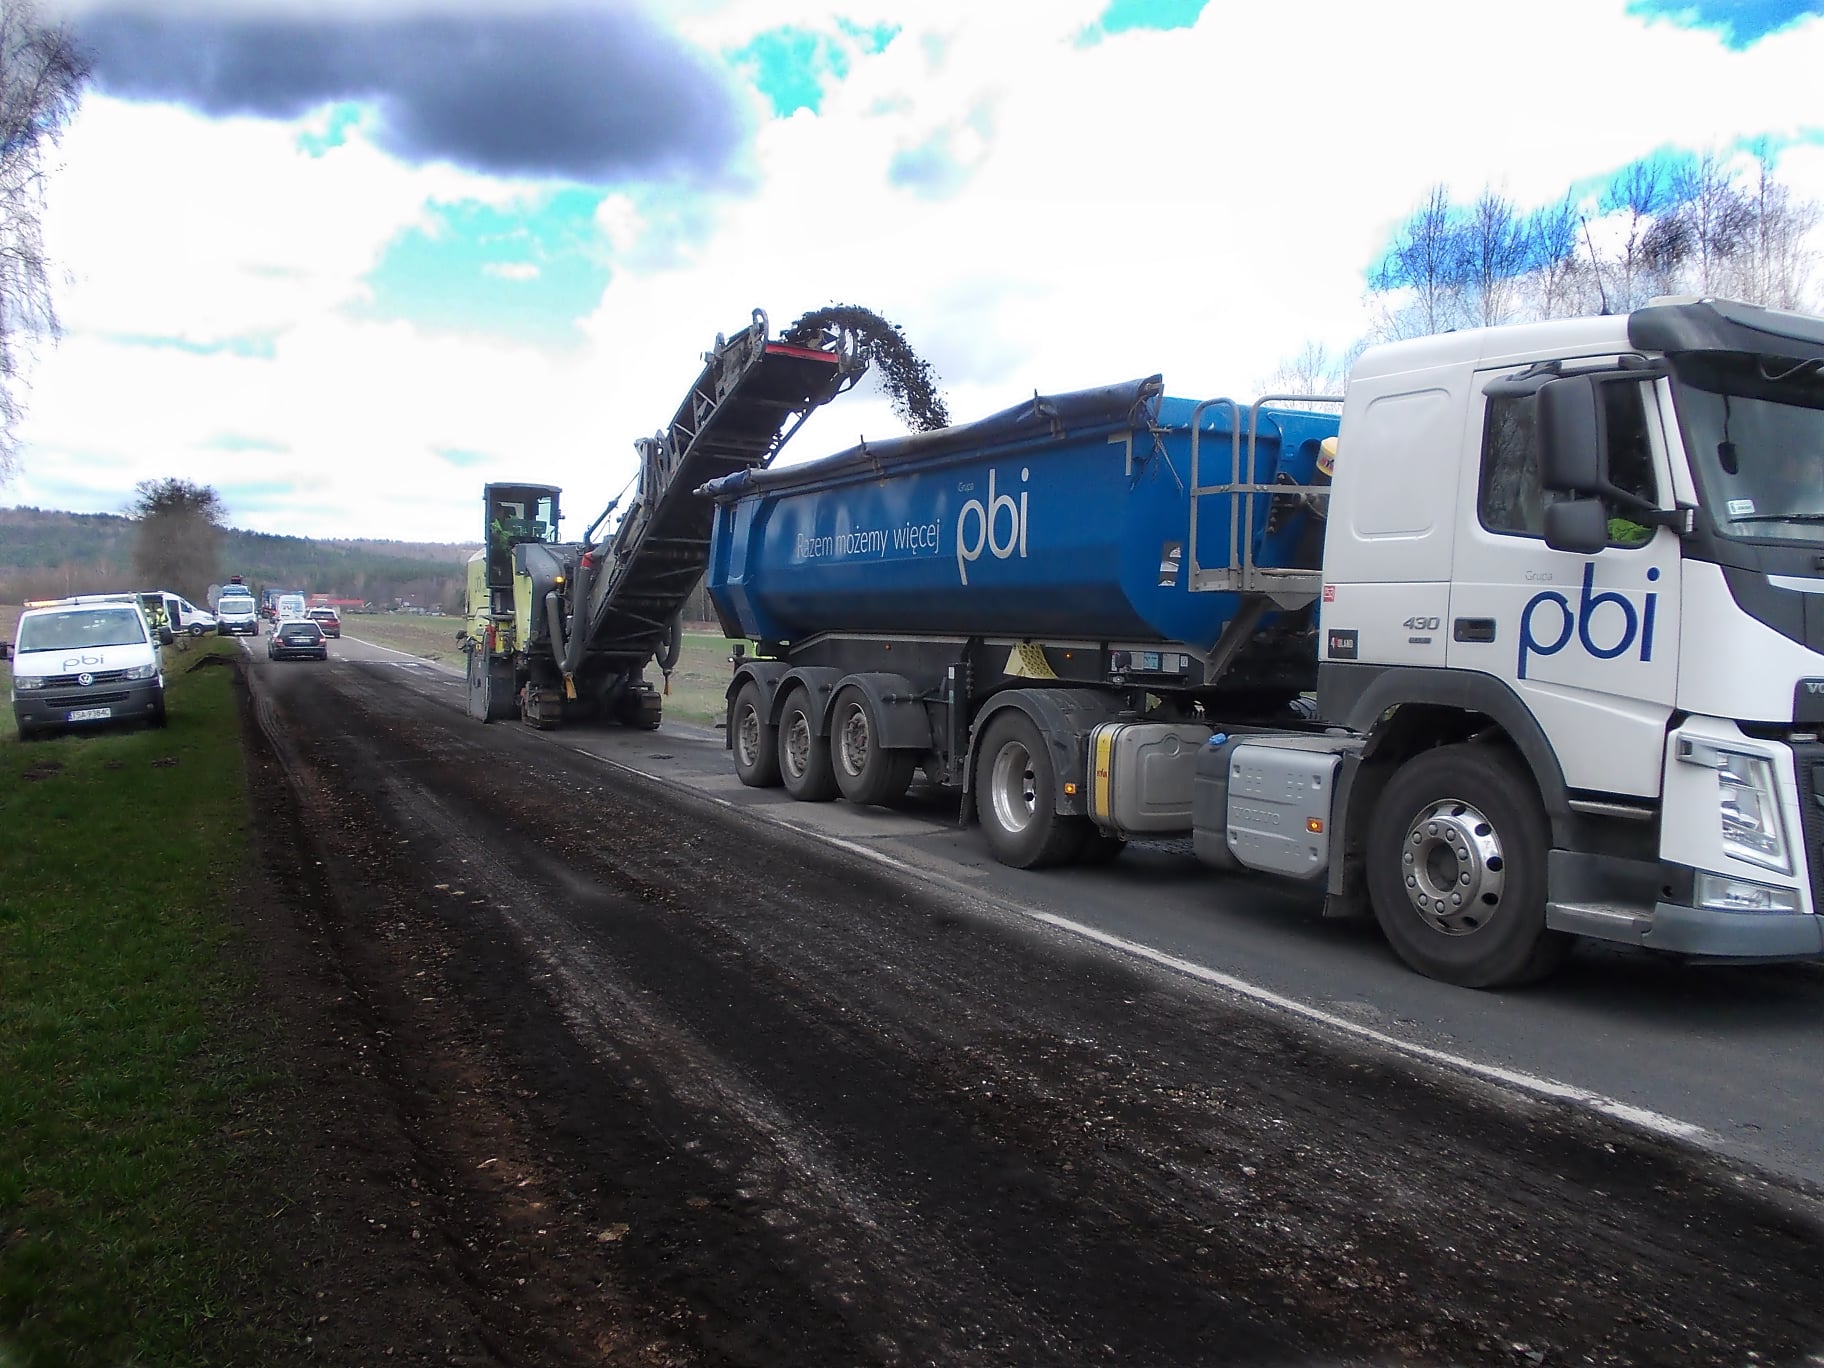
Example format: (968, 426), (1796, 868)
(1673, 350), (1824, 540)
(17, 607), (148, 652)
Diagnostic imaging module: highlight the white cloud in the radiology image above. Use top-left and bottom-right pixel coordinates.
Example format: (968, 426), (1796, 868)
(14, 0), (1824, 546)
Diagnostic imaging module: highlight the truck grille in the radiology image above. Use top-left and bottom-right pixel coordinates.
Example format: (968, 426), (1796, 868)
(1789, 740), (1824, 910)
(43, 669), (129, 688)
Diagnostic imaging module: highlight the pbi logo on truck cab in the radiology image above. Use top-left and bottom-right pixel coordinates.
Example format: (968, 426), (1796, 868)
(1518, 563), (1660, 680)
(956, 467), (1029, 586)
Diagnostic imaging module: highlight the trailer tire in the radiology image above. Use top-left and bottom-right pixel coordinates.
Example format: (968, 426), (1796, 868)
(1366, 742), (1569, 988)
(778, 687), (838, 802)
(974, 711), (1088, 868)
(830, 687), (916, 806)
(732, 681), (781, 788)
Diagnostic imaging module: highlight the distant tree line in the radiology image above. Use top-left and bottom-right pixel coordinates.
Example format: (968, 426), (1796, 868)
(1262, 146), (1822, 393)
(0, 502), (475, 610)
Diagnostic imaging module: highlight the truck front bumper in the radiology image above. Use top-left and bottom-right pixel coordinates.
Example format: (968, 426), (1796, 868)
(1639, 902), (1824, 960)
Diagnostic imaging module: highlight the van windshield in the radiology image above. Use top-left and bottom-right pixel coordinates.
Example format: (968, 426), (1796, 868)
(17, 607), (148, 652)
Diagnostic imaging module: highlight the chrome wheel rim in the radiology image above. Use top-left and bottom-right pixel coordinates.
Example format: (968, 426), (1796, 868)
(736, 704), (764, 769)
(1400, 798), (1505, 936)
(782, 711), (812, 781)
(988, 740), (1038, 835)
(838, 704), (870, 779)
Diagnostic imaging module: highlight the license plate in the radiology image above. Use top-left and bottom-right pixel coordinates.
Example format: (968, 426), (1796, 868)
(67, 707), (112, 722)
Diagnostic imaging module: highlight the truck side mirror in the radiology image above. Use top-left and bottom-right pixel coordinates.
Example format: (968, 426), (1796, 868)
(1537, 374), (1603, 494)
(158, 626), (176, 646)
(1542, 497), (1610, 554)
(0, 641), (10, 661)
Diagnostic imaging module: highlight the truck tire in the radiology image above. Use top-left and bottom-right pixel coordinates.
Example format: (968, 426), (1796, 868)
(974, 710), (1088, 868)
(1365, 742), (1570, 988)
(732, 681), (782, 787)
(830, 686), (916, 806)
(777, 687), (838, 801)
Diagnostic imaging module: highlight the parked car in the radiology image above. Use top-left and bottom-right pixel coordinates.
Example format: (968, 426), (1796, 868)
(6, 596), (174, 738)
(267, 619), (328, 662)
(305, 606), (341, 638)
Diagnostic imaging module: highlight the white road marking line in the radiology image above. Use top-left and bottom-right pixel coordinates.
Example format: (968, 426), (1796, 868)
(560, 737), (1713, 1149)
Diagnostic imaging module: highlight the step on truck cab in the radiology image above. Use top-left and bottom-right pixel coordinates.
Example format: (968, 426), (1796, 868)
(708, 297), (1824, 986)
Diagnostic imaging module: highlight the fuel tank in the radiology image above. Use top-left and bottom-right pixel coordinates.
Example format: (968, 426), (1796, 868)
(701, 377), (1339, 650)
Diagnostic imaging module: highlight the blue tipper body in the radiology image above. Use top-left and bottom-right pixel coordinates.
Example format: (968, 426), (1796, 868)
(699, 377), (1341, 649)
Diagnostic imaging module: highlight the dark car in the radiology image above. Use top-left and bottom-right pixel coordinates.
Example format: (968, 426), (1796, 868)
(306, 606), (341, 638)
(268, 619), (328, 661)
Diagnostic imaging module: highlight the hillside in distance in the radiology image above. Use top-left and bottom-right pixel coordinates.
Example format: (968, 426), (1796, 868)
(0, 505), (478, 608)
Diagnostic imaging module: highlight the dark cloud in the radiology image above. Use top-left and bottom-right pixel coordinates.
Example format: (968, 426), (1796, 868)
(72, 5), (750, 183)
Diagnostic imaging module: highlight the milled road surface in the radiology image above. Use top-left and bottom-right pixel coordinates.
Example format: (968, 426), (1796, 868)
(244, 645), (1824, 1366)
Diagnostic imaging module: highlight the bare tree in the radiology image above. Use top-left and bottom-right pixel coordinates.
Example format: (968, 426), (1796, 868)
(1668, 151), (1755, 294)
(1600, 158), (1668, 310)
(1520, 195), (1596, 319)
(1730, 145), (1820, 310)
(131, 479), (227, 599)
(0, 0), (88, 483)
(1370, 184), (1466, 339)
(1461, 189), (1530, 327)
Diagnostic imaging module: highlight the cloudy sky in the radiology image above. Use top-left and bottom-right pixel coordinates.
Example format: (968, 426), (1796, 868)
(9, 0), (1824, 543)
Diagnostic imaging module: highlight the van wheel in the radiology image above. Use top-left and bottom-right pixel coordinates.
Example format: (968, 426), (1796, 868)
(777, 687), (837, 801)
(974, 710), (1087, 868)
(732, 681), (781, 787)
(188, 624), (206, 637)
(830, 686), (916, 806)
(1366, 743), (1569, 987)
(148, 700), (168, 729)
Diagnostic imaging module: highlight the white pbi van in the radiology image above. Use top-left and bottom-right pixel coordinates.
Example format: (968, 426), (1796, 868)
(4, 596), (174, 739)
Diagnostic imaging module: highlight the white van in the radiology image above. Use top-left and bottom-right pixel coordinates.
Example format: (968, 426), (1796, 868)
(215, 592), (258, 636)
(5, 596), (174, 739)
(151, 590), (215, 637)
(277, 592), (307, 622)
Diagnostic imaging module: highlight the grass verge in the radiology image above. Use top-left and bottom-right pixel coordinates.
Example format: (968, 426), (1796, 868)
(0, 639), (273, 1367)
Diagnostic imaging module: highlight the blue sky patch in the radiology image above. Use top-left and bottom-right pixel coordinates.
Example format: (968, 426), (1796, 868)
(354, 188), (610, 348)
(1081, 0), (1209, 43)
(202, 432), (289, 454)
(435, 447), (492, 467)
(729, 21), (899, 118)
(296, 101), (364, 157)
(98, 331), (278, 360)
(1627, 0), (1824, 47)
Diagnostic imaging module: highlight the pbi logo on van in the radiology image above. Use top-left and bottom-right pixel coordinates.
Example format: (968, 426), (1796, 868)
(1518, 563), (1659, 680)
(956, 467), (1029, 585)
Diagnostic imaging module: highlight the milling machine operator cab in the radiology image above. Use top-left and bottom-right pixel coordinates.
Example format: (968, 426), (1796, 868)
(484, 483), (562, 593)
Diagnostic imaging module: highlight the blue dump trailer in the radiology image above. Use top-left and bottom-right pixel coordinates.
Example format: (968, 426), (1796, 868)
(702, 375), (1344, 867)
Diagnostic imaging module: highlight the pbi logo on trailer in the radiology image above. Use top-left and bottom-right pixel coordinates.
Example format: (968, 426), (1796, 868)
(956, 467), (1029, 585)
(1518, 563), (1660, 680)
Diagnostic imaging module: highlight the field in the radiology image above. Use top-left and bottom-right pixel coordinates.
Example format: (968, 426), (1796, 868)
(340, 613), (745, 729)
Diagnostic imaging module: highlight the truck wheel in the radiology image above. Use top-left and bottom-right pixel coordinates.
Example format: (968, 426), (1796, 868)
(1366, 743), (1569, 988)
(830, 687), (916, 806)
(974, 711), (1087, 868)
(777, 687), (837, 801)
(732, 682), (782, 787)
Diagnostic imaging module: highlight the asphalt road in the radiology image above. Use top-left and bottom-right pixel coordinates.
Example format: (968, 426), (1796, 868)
(324, 629), (1824, 1193)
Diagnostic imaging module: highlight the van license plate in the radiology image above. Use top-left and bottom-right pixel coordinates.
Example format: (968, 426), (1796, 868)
(67, 707), (112, 722)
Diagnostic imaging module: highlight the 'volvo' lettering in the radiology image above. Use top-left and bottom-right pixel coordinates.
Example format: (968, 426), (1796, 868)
(1517, 563), (1660, 680)
(956, 466), (1029, 585)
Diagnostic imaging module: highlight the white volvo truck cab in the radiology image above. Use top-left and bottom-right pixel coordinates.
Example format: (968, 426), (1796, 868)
(1226, 296), (1824, 984)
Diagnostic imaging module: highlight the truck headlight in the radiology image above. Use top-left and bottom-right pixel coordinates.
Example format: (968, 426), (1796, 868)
(13, 675), (43, 690)
(1714, 749), (1789, 873)
(1693, 872), (1802, 914)
(122, 663), (158, 680)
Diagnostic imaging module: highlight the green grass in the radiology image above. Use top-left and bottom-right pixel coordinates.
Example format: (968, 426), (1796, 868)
(0, 638), (276, 1367)
(341, 614), (747, 729)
